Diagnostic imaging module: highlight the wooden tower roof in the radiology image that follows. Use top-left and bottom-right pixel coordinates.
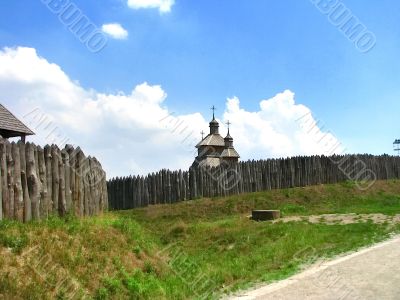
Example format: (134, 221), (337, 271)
(0, 104), (35, 138)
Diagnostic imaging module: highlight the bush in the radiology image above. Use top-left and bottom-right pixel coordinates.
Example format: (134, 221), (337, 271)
(0, 232), (28, 254)
(103, 277), (122, 294)
(122, 270), (164, 299)
(94, 287), (108, 300)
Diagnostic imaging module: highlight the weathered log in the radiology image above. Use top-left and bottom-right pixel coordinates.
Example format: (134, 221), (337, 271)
(12, 143), (23, 221)
(1, 140), (8, 220)
(51, 146), (59, 213)
(44, 145), (52, 216)
(20, 142), (31, 222)
(0, 139), (2, 220)
(58, 150), (66, 216)
(83, 157), (89, 215)
(76, 150), (83, 216)
(63, 150), (72, 214)
(6, 142), (14, 219)
(26, 143), (40, 220)
(65, 145), (75, 213)
(37, 146), (47, 219)
(89, 158), (96, 215)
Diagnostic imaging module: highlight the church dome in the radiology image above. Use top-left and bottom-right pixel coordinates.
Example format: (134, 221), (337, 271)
(209, 117), (219, 134)
(210, 118), (218, 125)
(224, 132), (233, 141)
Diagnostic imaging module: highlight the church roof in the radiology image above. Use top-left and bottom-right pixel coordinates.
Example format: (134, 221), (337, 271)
(196, 133), (225, 148)
(221, 148), (240, 158)
(0, 104), (35, 138)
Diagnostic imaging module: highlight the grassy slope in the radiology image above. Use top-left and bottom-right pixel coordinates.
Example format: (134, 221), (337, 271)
(1, 180), (400, 299)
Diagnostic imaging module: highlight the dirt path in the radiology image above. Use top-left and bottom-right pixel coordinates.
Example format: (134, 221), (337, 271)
(274, 213), (400, 225)
(226, 235), (400, 300)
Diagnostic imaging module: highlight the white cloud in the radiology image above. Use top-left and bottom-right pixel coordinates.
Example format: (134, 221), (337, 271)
(0, 46), (342, 178)
(223, 91), (343, 160)
(101, 23), (128, 40)
(127, 0), (175, 13)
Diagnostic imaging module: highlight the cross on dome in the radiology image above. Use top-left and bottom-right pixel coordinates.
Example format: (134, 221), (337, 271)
(226, 120), (231, 130)
(211, 105), (216, 119)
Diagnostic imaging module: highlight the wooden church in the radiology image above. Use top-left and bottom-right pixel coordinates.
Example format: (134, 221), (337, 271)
(193, 107), (239, 167)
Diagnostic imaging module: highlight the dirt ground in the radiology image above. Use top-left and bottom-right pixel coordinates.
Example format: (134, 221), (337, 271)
(273, 213), (400, 226)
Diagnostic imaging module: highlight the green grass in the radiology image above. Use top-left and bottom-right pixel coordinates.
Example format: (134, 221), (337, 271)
(1, 180), (400, 299)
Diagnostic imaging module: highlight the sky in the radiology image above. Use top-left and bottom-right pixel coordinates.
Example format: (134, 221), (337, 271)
(0, 0), (399, 178)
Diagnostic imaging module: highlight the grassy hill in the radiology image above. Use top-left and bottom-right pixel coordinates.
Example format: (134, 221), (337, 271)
(1, 180), (400, 299)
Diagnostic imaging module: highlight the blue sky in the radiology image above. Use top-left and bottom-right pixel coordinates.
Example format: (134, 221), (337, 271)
(0, 0), (399, 176)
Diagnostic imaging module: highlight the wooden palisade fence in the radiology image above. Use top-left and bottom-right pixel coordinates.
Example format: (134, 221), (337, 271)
(0, 138), (108, 222)
(108, 154), (400, 210)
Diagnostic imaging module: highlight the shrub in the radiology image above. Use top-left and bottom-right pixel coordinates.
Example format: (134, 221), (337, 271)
(0, 232), (28, 254)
